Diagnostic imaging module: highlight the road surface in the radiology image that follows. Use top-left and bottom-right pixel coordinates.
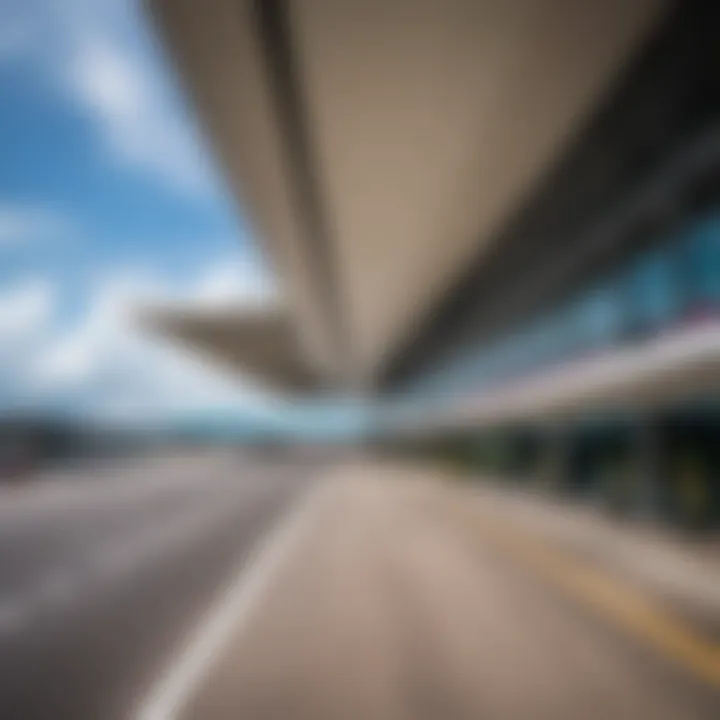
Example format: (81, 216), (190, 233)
(0, 453), (717, 719)
(0, 452), (310, 719)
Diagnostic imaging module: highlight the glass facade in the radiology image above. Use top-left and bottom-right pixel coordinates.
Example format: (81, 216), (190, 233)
(408, 210), (720, 400)
(624, 247), (679, 337)
(683, 215), (720, 313)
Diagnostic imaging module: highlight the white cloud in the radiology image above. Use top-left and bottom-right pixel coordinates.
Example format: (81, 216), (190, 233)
(193, 259), (274, 309)
(0, 267), (351, 436)
(0, 280), (55, 341)
(0, 280), (56, 409)
(1, 0), (213, 196)
(69, 34), (212, 195)
(0, 204), (73, 247)
(73, 41), (143, 126)
(34, 262), (277, 421)
(35, 324), (98, 385)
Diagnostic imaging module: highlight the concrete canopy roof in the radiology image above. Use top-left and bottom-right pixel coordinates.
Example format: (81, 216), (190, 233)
(144, 305), (321, 394)
(149, 0), (666, 391)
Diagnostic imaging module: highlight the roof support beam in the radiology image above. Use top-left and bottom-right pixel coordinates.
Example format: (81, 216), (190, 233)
(251, 0), (350, 385)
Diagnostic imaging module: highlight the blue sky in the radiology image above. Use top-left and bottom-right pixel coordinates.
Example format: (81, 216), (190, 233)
(0, 0), (298, 427)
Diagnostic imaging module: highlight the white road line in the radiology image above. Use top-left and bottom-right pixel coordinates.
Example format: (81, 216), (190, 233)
(134, 481), (330, 720)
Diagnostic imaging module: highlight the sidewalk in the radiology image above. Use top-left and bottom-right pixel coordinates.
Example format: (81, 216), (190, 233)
(442, 470), (720, 640)
(164, 459), (719, 720)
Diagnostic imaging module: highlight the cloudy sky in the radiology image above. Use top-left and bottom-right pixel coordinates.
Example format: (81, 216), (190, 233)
(0, 0), (298, 427)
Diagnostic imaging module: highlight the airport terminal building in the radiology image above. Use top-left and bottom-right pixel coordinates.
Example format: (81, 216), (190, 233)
(150, 0), (720, 528)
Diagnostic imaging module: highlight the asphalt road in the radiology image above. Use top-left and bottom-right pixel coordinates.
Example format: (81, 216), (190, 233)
(0, 452), (310, 720)
(0, 454), (717, 720)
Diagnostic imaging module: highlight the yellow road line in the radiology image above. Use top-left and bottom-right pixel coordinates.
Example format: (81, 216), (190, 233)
(471, 512), (720, 687)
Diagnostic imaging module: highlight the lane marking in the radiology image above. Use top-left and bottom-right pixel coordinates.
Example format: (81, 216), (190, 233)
(134, 481), (330, 720)
(467, 509), (720, 687)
